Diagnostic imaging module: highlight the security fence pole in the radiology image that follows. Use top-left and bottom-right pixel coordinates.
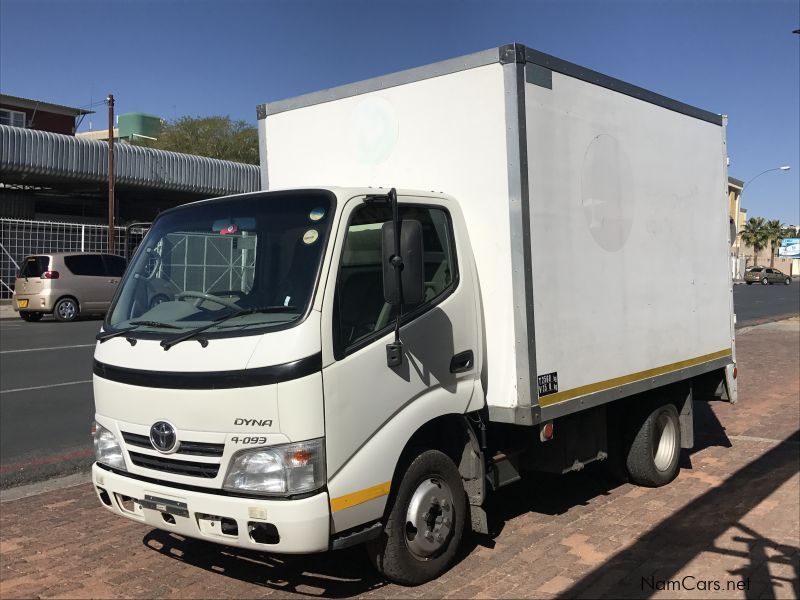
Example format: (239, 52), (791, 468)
(107, 94), (115, 253)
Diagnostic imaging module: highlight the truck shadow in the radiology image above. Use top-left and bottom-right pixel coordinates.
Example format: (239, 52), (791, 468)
(143, 529), (388, 597)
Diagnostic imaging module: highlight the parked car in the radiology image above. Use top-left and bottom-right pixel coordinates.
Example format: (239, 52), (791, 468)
(744, 266), (792, 285)
(12, 253), (127, 322)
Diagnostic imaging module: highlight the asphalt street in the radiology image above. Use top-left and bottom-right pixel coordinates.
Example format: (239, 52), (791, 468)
(0, 280), (798, 488)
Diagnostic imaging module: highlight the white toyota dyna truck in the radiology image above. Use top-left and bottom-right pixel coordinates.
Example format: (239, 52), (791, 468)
(91, 44), (736, 584)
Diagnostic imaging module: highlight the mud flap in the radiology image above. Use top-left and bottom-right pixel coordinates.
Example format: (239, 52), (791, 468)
(722, 363), (738, 404)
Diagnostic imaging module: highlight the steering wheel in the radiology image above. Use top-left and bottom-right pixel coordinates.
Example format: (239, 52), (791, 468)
(176, 291), (240, 309)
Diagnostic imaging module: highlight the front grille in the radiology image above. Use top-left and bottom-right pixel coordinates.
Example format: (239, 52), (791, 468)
(128, 452), (220, 478)
(121, 432), (224, 457)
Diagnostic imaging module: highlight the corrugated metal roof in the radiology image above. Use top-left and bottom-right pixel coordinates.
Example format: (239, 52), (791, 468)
(0, 125), (260, 195)
(1, 94), (95, 116)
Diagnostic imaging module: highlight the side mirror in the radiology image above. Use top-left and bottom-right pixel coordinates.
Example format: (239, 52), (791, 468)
(382, 219), (425, 306)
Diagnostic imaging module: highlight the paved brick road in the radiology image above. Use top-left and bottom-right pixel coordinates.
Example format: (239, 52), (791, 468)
(1, 320), (798, 599)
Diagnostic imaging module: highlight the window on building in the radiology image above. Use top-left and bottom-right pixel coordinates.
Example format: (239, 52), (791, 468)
(0, 109), (26, 128)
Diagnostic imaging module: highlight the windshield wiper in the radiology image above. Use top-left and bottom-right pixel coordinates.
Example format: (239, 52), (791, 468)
(160, 306), (297, 351)
(96, 320), (182, 343)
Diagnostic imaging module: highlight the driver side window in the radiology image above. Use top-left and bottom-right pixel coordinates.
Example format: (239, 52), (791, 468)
(333, 204), (457, 357)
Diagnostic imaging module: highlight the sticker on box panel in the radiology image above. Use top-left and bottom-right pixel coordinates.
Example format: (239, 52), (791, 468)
(538, 372), (558, 397)
(303, 229), (319, 244)
(309, 207), (326, 221)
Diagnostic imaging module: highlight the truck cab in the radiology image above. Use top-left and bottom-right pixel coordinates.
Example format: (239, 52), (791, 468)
(92, 187), (484, 581)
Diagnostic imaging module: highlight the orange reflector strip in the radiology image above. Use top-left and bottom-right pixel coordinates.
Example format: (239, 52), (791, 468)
(330, 481), (391, 513)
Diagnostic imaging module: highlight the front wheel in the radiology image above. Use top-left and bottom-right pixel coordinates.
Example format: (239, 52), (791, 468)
(785, 278), (792, 285)
(366, 449), (466, 586)
(761, 278), (769, 285)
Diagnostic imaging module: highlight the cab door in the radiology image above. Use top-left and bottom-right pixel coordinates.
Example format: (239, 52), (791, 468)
(320, 194), (480, 529)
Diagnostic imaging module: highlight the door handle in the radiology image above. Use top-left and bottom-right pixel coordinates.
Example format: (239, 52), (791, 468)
(449, 350), (474, 374)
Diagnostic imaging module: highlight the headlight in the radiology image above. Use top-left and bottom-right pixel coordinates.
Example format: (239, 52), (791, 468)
(223, 438), (325, 496)
(92, 421), (127, 471)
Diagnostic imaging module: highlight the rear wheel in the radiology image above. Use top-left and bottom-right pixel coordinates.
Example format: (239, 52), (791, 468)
(626, 402), (681, 487)
(366, 449), (466, 586)
(19, 312), (43, 322)
(54, 297), (78, 322)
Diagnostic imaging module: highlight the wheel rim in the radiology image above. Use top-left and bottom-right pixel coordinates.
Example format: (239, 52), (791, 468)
(762, 279), (768, 285)
(404, 477), (455, 559)
(58, 300), (76, 320)
(653, 412), (677, 471)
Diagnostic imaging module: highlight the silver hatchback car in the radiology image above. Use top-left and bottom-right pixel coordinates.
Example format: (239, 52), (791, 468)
(12, 253), (126, 322)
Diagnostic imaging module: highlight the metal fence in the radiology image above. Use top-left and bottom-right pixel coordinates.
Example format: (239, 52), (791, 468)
(0, 218), (148, 299)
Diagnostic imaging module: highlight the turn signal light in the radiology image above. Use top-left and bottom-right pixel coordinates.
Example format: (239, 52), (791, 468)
(733, 366), (738, 379)
(41, 271), (60, 279)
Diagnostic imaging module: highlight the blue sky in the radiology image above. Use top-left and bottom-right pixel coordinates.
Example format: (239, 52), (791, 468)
(1, 0), (798, 224)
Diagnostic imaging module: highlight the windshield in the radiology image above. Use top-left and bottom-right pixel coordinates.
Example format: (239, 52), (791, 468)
(106, 191), (335, 336)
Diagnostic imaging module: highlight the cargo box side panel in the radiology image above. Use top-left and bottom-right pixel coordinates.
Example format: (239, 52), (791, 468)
(265, 64), (521, 409)
(525, 71), (732, 413)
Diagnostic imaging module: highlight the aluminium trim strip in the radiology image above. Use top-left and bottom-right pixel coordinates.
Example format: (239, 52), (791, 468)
(257, 44), (721, 127)
(260, 48), (501, 117)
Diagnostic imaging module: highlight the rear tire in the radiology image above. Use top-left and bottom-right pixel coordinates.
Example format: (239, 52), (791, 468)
(54, 297), (78, 322)
(19, 312), (43, 322)
(626, 402), (681, 487)
(366, 449), (466, 586)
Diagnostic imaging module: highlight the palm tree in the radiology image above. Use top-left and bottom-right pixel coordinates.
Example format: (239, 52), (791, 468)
(764, 219), (785, 268)
(740, 217), (768, 267)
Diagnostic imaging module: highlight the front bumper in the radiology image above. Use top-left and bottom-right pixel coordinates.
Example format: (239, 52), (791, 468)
(92, 463), (331, 554)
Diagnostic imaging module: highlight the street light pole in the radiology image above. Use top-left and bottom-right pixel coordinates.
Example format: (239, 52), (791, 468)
(742, 165), (791, 191)
(107, 94), (115, 253)
(739, 165), (791, 271)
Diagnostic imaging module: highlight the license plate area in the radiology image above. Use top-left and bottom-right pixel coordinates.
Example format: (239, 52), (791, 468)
(140, 494), (189, 518)
(18, 299), (28, 308)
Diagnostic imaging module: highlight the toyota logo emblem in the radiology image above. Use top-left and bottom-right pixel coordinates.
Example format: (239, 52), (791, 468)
(149, 421), (179, 454)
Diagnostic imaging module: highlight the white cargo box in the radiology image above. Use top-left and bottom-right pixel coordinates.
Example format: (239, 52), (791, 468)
(258, 43), (735, 425)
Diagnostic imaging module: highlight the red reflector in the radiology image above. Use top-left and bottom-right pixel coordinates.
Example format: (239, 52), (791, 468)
(733, 367), (738, 379)
(41, 271), (59, 279)
(543, 422), (554, 439)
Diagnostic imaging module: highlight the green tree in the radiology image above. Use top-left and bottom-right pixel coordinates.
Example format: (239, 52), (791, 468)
(763, 219), (785, 268)
(740, 217), (768, 267)
(132, 116), (258, 164)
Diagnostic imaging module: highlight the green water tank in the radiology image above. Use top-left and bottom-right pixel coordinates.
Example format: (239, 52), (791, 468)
(118, 112), (162, 141)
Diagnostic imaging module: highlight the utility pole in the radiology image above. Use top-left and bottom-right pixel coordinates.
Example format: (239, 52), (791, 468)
(107, 94), (115, 253)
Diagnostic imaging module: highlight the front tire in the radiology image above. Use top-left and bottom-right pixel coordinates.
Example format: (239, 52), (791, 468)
(626, 402), (681, 487)
(19, 312), (43, 322)
(785, 278), (792, 285)
(761, 278), (769, 285)
(366, 449), (466, 586)
(54, 297), (78, 322)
